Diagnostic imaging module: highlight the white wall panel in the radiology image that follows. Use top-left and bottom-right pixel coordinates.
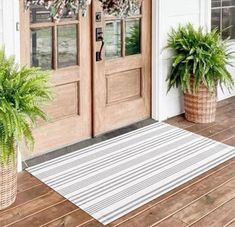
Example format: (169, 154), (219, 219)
(1, 0), (20, 62)
(152, 0), (202, 120)
(161, 0), (200, 17)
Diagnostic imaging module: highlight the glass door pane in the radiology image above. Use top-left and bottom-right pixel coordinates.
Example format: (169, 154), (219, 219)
(30, 27), (52, 69)
(57, 24), (78, 68)
(125, 19), (141, 56)
(104, 20), (121, 59)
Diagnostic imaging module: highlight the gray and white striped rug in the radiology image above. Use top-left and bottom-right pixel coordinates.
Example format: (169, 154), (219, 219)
(27, 122), (235, 225)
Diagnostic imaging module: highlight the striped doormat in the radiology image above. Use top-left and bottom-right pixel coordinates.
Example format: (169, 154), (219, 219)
(27, 122), (235, 225)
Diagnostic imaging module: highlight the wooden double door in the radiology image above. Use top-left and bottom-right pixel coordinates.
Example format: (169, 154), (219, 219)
(20, 0), (151, 156)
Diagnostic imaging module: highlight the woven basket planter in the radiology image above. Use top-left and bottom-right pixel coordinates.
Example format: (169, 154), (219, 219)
(184, 82), (217, 123)
(0, 153), (17, 210)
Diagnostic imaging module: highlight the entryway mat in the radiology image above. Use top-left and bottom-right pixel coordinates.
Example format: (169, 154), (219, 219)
(27, 122), (235, 225)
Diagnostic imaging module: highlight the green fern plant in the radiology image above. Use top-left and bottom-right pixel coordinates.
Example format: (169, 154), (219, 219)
(166, 23), (234, 94)
(0, 48), (52, 164)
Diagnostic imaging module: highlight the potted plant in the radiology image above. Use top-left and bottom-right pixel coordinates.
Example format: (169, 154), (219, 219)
(0, 48), (52, 210)
(166, 23), (234, 123)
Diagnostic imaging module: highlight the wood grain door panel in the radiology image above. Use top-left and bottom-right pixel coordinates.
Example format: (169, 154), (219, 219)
(106, 68), (142, 105)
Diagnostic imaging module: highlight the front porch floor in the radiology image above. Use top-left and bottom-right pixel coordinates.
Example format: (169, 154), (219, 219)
(1, 96), (235, 227)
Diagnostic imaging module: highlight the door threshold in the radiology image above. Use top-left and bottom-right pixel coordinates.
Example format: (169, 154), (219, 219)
(23, 118), (157, 169)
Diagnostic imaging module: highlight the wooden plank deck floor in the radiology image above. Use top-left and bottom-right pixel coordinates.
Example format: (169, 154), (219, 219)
(0, 96), (235, 227)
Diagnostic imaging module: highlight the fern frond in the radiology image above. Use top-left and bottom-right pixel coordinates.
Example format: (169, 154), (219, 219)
(0, 48), (52, 164)
(166, 23), (234, 94)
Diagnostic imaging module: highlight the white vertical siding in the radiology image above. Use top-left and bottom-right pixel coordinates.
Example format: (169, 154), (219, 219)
(1, 0), (20, 62)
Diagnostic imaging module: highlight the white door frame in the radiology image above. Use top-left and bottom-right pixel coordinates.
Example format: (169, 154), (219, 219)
(151, 0), (164, 121)
(151, 0), (159, 121)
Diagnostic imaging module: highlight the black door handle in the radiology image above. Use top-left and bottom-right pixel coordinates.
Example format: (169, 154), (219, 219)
(96, 28), (104, 61)
(96, 36), (104, 61)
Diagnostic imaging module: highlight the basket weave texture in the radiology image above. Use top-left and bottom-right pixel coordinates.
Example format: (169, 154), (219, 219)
(0, 153), (17, 210)
(184, 82), (217, 123)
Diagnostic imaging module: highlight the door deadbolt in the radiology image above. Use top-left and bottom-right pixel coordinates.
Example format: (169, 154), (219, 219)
(95, 12), (102, 22)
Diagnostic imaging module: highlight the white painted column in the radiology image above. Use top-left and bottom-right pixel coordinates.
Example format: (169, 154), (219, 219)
(2, 0), (20, 61)
(2, 0), (22, 171)
(151, 0), (163, 121)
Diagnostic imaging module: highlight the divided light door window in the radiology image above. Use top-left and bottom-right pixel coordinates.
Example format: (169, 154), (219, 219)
(104, 9), (141, 59)
(29, 5), (79, 70)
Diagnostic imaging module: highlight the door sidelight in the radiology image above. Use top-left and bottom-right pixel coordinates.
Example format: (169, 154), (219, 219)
(96, 28), (104, 61)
